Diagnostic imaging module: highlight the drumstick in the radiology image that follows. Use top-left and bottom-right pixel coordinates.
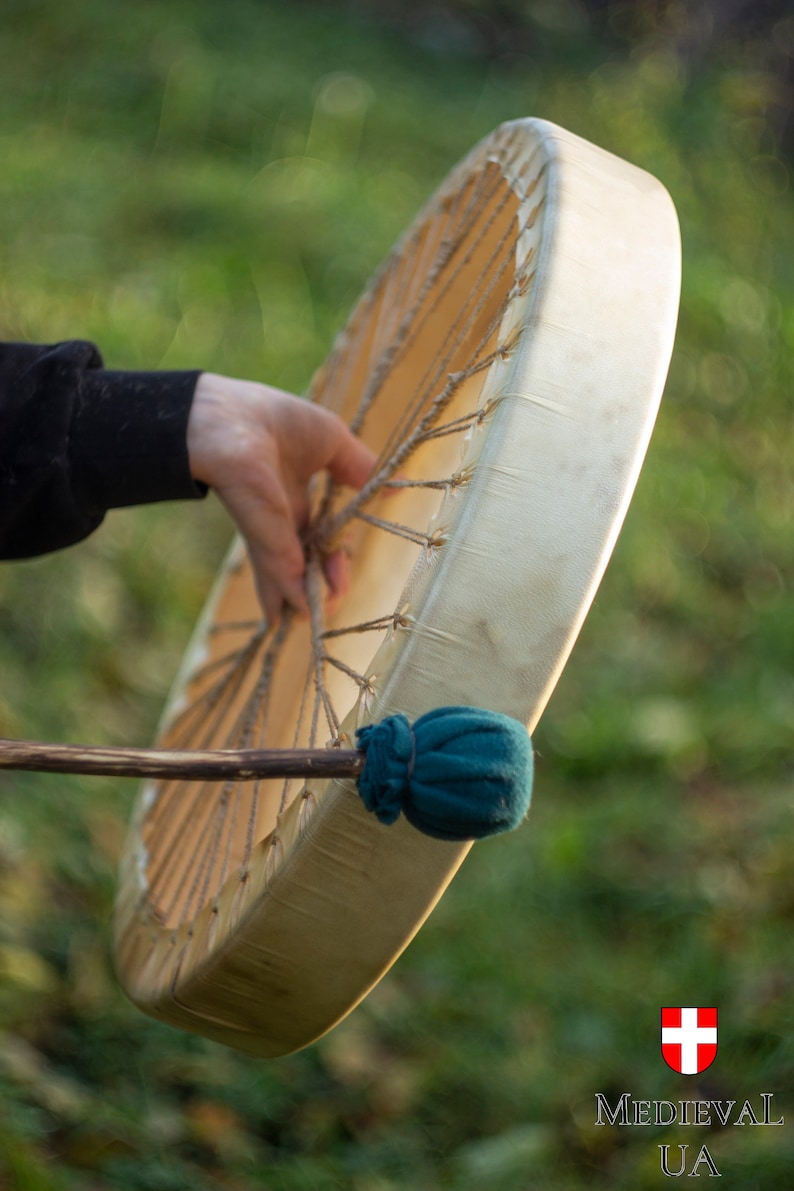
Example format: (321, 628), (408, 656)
(0, 706), (533, 841)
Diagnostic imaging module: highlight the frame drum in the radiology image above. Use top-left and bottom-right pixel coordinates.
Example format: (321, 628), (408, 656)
(113, 119), (680, 1056)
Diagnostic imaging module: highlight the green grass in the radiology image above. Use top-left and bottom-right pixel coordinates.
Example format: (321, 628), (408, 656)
(0, 2), (791, 1188)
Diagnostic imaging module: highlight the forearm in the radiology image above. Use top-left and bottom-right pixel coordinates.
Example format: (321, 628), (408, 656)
(0, 340), (204, 559)
(0, 344), (376, 621)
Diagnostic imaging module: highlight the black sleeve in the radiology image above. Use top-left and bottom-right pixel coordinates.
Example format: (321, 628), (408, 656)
(0, 340), (206, 559)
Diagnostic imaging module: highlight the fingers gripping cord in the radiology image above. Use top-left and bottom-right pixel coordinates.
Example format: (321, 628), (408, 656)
(356, 706), (533, 841)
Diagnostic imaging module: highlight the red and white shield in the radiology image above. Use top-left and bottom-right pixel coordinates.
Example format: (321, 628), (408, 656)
(661, 1007), (717, 1075)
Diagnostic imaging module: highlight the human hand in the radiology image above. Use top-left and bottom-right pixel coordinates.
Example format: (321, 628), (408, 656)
(186, 373), (376, 624)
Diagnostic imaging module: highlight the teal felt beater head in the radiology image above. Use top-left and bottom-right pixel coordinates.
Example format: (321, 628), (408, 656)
(355, 705), (533, 841)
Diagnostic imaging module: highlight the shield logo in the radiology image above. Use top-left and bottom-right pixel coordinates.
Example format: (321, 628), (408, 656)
(661, 1007), (718, 1075)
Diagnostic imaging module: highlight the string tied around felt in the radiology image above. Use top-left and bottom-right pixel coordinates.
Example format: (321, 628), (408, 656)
(356, 706), (533, 841)
(0, 707), (533, 842)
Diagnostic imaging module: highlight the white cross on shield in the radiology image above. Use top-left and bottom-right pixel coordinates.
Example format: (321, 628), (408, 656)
(661, 1007), (718, 1075)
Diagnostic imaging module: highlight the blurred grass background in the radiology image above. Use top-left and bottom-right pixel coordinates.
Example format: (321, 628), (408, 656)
(0, 0), (792, 1187)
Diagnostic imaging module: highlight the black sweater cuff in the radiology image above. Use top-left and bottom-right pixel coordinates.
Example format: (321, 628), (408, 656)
(74, 366), (205, 511)
(0, 340), (206, 560)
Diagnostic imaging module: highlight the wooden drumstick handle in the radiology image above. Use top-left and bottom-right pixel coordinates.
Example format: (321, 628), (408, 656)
(0, 738), (364, 782)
